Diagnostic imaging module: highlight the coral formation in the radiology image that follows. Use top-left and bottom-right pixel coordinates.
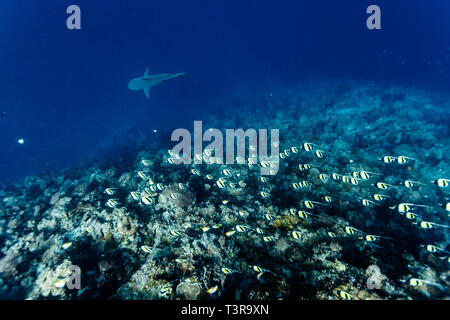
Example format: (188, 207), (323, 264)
(0, 80), (448, 300)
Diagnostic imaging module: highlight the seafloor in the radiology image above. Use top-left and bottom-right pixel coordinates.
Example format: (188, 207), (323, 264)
(0, 79), (449, 300)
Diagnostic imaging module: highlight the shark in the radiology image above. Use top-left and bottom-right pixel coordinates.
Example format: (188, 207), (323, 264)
(128, 67), (185, 100)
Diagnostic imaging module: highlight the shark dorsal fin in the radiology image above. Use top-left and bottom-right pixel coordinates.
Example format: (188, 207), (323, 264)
(144, 67), (149, 77)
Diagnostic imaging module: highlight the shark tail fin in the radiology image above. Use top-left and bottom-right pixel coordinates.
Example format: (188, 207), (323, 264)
(144, 67), (149, 77)
(143, 87), (150, 100)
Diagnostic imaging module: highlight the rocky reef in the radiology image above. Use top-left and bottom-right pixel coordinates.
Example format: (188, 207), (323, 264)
(0, 79), (448, 300)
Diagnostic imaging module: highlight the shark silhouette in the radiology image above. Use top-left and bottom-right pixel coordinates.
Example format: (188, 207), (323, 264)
(128, 67), (185, 100)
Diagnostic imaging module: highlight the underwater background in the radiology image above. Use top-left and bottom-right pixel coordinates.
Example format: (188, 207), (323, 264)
(0, 0), (449, 300)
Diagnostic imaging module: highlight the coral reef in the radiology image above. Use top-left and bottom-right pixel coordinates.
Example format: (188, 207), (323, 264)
(0, 79), (449, 300)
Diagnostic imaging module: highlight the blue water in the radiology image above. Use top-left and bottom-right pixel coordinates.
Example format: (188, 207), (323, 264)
(0, 0), (449, 185)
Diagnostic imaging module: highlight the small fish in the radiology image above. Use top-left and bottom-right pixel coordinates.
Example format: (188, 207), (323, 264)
(331, 173), (341, 180)
(261, 161), (272, 168)
(201, 226), (210, 232)
(191, 168), (201, 176)
(364, 234), (392, 242)
(235, 225), (250, 233)
(130, 191), (140, 200)
(284, 149), (291, 157)
(223, 169), (232, 176)
(260, 191), (271, 198)
(292, 230), (302, 239)
(141, 245), (153, 253)
(341, 176), (351, 184)
(360, 198), (376, 207)
(314, 150), (325, 158)
(204, 149), (212, 157)
(344, 226), (364, 236)
(252, 265), (272, 273)
(334, 290), (354, 300)
(381, 155), (397, 164)
(221, 267), (238, 275)
(206, 174), (214, 180)
(263, 236), (274, 242)
(291, 146), (299, 153)
(61, 242), (72, 250)
(299, 181), (309, 188)
(302, 142), (316, 152)
(216, 178), (226, 189)
(408, 278), (444, 290)
(265, 214), (276, 221)
(433, 178), (449, 188)
(403, 180), (424, 188)
(225, 230), (236, 237)
(137, 171), (149, 179)
(156, 183), (165, 191)
(235, 156), (245, 163)
(175, 258), (190, 263)
(375, 182), (396, 190)
(303, 200), (325, 209)
(419, 221), (449, 229)
(397, 156), (415, 164)
(372, 194), (390, 201)
(298, 163), (312, 171)
(260, 177), (269, 183)
(256, 228), (264, 234)
(170, 230), (182, 236)
(297, 210), (318, 219)
(141, 159), (152, 166)
(106, 199), (119, 208)
(395, 203), (430, 213)
(169, 193), (179, 199)
(104, 188), (118, 195)
(327, 232), (338, 238)
(141, 195), (154, 205)
(318, 173), (329, 182)
(405, 212), (422, 220)
(160, 283), (173, 296)
(425, 244), (450, 254)
(357, 170), (380, 180)
(207, 286), (218, 295)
